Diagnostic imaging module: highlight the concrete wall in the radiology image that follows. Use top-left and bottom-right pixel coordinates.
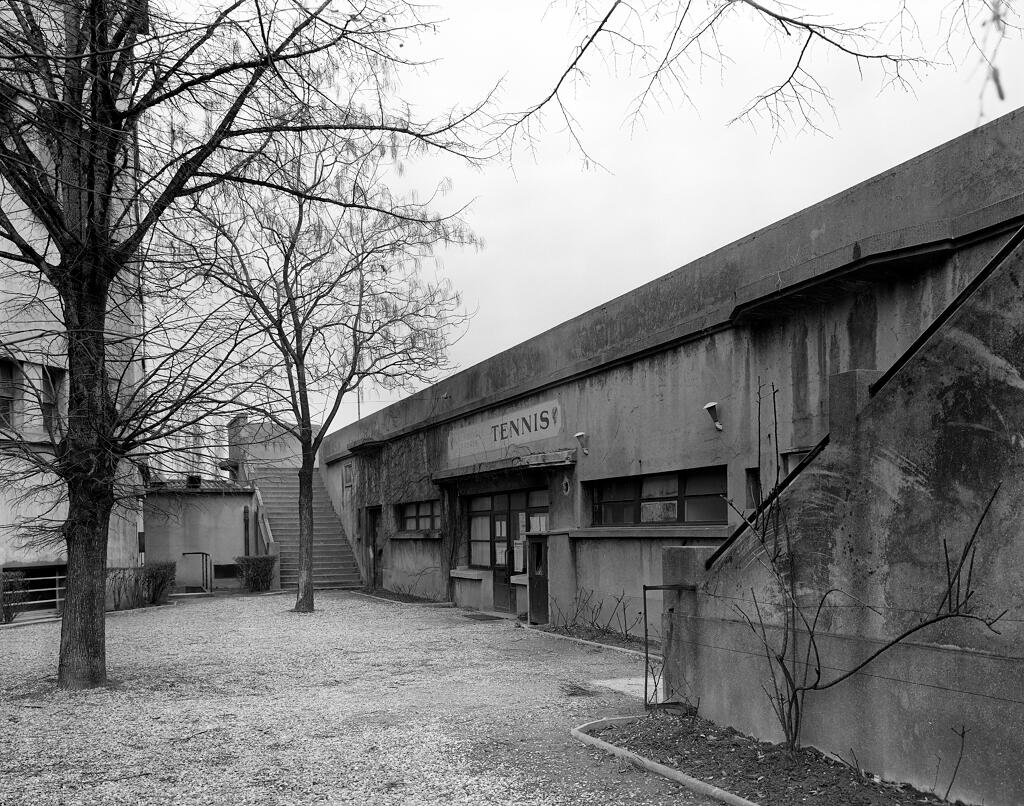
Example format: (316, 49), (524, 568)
(383, 536), (446, 600)
(229, 418), (317, 477)
(325, 243), (997, 626)
(144, 492), (254, 589)
(0, 457), (140, 569)
(662, 247), (1024, 806)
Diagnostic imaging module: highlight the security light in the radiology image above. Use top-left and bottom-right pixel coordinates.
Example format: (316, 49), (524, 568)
(703, 402), (724, 431)
(574, 431), (590, 455)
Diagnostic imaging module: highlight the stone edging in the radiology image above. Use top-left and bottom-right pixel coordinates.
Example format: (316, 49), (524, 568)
(522, 625), (660, 661)
(348, 591), (455, 608)
(572, 716), (762, 806)
(0, 601), (178, 631)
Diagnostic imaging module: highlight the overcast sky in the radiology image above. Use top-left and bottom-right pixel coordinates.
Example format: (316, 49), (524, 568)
(336, 1), (1024, 427)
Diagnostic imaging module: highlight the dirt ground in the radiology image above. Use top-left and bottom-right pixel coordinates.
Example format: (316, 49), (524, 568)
(597, 711), (952, 806)
(1, 592), (715, 806)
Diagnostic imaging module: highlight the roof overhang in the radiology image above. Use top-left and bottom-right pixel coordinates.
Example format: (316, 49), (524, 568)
(347, 437), (386, 456)
(432, 449), (577, 483)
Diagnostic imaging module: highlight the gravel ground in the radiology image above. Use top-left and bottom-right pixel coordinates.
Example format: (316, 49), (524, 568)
(1, 592), (714, 806)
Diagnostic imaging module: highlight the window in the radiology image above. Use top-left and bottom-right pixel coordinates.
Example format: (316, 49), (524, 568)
(0, 360), (15, 429)
(782, 450), (811, 476)
(590, 466), (728, 526)
(40, 368), (61, 435)
(399, 499), (440, 531)
(467, 489), (549, 568)
(745, 468), (763, 509)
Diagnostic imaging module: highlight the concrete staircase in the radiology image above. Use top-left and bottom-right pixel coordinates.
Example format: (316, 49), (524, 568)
(252, 468), (362, 590)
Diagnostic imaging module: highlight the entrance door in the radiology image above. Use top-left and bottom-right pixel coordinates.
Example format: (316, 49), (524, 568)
(466, 491), (548, 616)
(491, 513), (512, 612)
(367, 506), (383, 590)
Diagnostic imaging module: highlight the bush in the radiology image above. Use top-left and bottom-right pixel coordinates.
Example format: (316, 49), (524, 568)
(106, 567), (146, 611)
(234, 555), (278, 592)
(142, 561), (176, 604)
(1, 571), (28, 624)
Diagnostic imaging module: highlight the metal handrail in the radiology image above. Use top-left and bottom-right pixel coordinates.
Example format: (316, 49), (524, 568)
(2, 572), (67, 612)
(253, 485), (276, 554)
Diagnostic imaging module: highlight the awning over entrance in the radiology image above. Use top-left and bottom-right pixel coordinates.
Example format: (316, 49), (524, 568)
(431, 449), (577, 483)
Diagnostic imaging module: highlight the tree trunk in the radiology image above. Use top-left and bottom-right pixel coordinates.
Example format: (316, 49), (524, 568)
(55, 260), (121, 689)
(294, 453), (316, 612)
(58, 484), (113, 688)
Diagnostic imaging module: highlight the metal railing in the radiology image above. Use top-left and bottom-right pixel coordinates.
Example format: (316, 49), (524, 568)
(3, 571), (67, 613)
(251, 484), (281, 590)
(253, 485), (276, 554)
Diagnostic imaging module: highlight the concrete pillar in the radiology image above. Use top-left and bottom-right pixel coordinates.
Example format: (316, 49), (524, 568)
(661, 545), (716, 704)
(546, 532), (576, 625)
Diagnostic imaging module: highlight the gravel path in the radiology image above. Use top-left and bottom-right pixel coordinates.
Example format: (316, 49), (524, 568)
(1, 592), (714, 805)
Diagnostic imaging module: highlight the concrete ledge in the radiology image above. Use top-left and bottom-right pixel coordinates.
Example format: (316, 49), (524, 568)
(570, 526), (729, 541)
(449, 568), (489, 581)
(572, 716), (761, 806)
(522, 625), (657, 660)
(348, 591), (454, 608)
(389, 530), (442, 541)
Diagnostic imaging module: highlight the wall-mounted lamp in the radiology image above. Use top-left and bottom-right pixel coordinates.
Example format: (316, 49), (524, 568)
(574, 431), (590, 456)
(703, 401), (724, 432)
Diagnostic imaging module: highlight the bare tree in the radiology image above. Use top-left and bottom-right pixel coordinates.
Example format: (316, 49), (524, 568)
(181, 134), (471, 613)
(0, 0), (483, 688)
(515, 1), (1018, 149)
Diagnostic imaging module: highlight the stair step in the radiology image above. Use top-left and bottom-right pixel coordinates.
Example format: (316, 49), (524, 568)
(252, 465), (361, 589)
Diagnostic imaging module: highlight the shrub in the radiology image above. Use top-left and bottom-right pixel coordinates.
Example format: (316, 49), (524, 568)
(106, 567), (146, 611)
(234, 555), (278, 592)
(142, 561), (176, 604)
(1, 571), (28, 624)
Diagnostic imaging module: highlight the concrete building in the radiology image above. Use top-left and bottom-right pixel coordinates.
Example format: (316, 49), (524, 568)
(0, 257), (141, 613)
(319, 109), (1024, 804)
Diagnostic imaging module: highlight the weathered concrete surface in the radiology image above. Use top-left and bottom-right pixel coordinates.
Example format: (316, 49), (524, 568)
(320, 110), (1024, 649)
(0, 592), (713, 806)
(663, 246), (1024, 806)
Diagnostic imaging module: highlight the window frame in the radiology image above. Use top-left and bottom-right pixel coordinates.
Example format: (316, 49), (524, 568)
(40, 366), (61, 436)
(0, 360), (17, 430)
(781, 449), (812, 477)
(590, 466), (728, 527)
(466, 488), (550, 569)
(397, 499), (441, 533)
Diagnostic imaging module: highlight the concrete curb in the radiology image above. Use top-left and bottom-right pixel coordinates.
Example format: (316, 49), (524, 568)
(572, 716), (762, 806)
(522, 625), (661, 661)
(348, 590), (455, 608)
(0, 601), (179, 631)
(0, 613), (60, 630)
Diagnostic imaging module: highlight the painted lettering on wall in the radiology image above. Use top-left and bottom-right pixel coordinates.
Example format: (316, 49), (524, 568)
(448, 400), (563, 460)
